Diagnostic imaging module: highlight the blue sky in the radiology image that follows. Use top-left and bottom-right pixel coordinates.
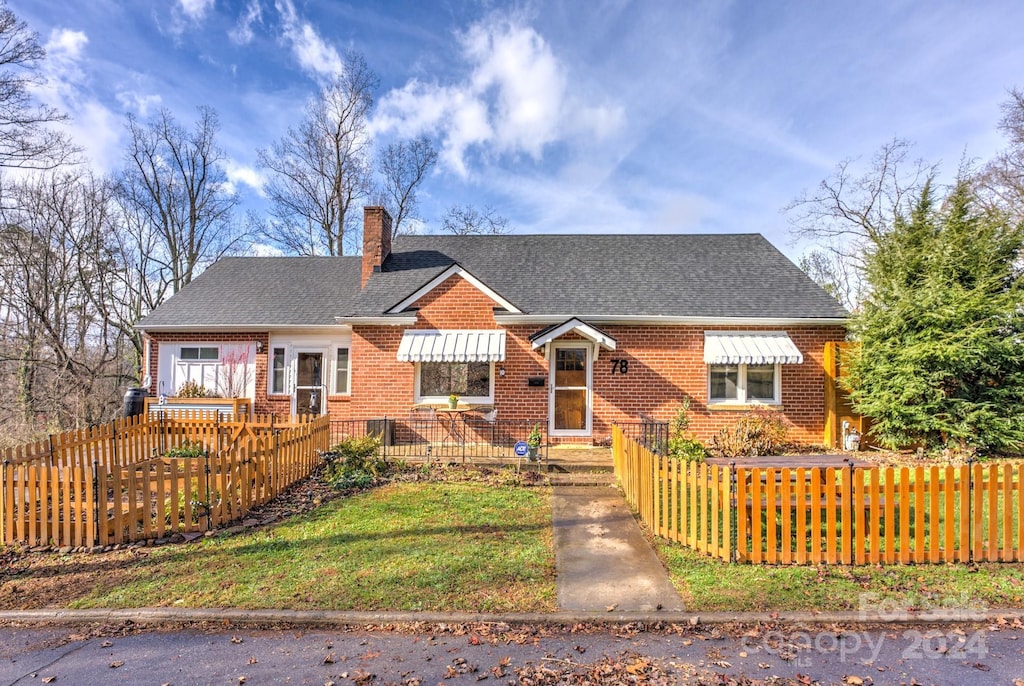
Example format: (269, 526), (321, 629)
(15, 0), (1024, 259)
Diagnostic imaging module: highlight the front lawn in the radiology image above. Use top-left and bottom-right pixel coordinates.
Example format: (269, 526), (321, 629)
(65, 481), (555, 612)
(659, 541), (1024, 612)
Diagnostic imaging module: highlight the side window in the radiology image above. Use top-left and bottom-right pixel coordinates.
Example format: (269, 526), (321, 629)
(335, 348), (350, 394)
(270, 347), (286, 394)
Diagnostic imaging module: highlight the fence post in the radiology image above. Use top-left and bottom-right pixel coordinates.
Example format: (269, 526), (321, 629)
(845, 458), (855, 565)
(383, 415), (388, 463)
(967, 457), (975, 564)
(92, 459), (100, 547)
(272, 429), (281, 497)
(204, 451), (212, 531)
(729, 461), (737, 563)
(110, 420), (118, 466)
(1, 459), (6, 545)
(48, 434), (56, 467)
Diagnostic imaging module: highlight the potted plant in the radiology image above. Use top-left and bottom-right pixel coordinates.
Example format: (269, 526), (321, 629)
(448, 393), (459, 409)
(527, 424), (543, 461)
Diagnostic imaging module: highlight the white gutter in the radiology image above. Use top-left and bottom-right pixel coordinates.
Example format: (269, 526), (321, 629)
(136, 324), (352, 332)
(333, 316), (418, 326)
(493, 314), (848, 326)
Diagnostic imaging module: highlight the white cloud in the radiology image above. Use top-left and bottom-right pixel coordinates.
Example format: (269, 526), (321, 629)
(223, 159), (267, 197)
(178, 0), (214, 22)
(29, 29), (122, 171)
(116, 90), (163, 116)
(230, 0), (263, 45)
(370, 13), (624, 177)
(274, 0), (342, 78)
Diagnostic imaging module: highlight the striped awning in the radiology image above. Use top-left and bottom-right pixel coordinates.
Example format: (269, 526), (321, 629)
(397, 330), (506, 363)
(703, 331), (804, 365)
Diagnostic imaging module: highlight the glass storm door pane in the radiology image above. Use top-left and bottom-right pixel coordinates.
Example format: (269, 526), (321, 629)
(295, 352), (324, 415)
(553, 347), (588, 431)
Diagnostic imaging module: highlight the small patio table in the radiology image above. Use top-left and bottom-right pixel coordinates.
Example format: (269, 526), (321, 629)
(433, 406), (477, 444)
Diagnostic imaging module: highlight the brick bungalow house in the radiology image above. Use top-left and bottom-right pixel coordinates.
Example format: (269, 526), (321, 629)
(136, 207), (848, 445)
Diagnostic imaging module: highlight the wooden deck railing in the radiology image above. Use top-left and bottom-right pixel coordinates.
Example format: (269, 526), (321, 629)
(1, 414), (330, 548)
(612, 425), (1024, 565)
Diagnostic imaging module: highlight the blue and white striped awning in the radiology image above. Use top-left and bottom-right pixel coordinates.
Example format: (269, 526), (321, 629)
(397, 330), (506, 363)
(703, 331), (803, 365)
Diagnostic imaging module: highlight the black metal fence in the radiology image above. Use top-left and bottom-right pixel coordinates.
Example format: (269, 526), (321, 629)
(617, 419), (669, 456)
(328, 416), (549, 462)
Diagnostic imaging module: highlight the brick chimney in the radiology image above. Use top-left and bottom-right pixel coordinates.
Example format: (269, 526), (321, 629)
(361, 206), (392, 288)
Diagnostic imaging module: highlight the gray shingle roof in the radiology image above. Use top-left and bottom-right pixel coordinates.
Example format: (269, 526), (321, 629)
(136, 256), (362, 328)
(138, 234), (847, 330)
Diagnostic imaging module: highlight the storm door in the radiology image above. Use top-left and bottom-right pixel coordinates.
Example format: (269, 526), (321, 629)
(293, 351), (325, 416)
(549, 344), (591, 436)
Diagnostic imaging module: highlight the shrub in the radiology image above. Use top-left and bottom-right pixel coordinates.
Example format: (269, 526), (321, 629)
(176, 380), (212, 398)
(324, 434), (384, 491)
(667, 399), (706, 462)
(710, 410), (788, 458)
(164, 440), (206, 458)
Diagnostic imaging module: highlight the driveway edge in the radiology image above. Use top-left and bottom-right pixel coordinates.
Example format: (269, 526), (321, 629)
(1, 607), (1021, 628)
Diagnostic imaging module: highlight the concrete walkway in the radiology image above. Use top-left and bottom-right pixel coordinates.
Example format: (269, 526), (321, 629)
(552, 486), (685, 612)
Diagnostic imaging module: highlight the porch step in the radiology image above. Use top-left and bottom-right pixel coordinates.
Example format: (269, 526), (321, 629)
(547, 472), (617, 487)
(545, 462), (614, 474)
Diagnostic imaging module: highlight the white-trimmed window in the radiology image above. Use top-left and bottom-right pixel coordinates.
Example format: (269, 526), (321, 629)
(333, 347), (351, 395)
(709, 363), (780, 404)
(415, 362), (493, 403)
(180, 346), (219, 361)
(270, 347), (287, 395)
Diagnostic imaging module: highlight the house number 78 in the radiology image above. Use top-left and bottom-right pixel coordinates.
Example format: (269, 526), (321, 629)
(610, 359), (629, 374)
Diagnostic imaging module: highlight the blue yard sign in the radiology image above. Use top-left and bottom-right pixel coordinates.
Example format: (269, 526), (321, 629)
(513, 441), (529, 457)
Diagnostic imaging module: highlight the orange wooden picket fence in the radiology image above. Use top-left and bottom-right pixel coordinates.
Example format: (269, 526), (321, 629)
(1, 414), (330, 548)
(612, 425), (1024, 565)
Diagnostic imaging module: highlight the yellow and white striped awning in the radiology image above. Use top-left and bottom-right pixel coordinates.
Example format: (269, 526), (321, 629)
(397, 330), (506, 363)
(703, 331), (803, 365)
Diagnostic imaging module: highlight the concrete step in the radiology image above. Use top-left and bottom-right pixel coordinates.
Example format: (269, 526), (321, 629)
(547, 473), (617, 486)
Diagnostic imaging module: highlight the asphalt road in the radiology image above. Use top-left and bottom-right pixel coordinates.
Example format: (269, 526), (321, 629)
(0, 622), (1020, 685)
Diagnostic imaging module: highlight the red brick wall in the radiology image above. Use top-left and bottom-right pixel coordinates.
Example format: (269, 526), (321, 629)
(146, 275), (845, 446)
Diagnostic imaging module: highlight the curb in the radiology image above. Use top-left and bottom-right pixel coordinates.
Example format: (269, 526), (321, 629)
(1, 607), (1021, 629)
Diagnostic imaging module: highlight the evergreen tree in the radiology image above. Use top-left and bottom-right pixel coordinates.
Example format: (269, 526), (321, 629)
(846, 180), (1024, 452)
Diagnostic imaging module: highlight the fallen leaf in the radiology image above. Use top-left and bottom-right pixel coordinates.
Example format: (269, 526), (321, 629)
(248, 656), (258, 665)
(41, 677), (56, 684)
(468, 635), (482, 646)
(230, 636), (243, 644)
(845, 677), (864, 685)
(606, 604), (617, 612)
(323, 653), (336, 664)
(100, 641), (113, 648)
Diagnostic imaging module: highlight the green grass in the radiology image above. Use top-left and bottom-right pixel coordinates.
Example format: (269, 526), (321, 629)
(659, 540), (1024, 612)
(71, 482), (555, 612)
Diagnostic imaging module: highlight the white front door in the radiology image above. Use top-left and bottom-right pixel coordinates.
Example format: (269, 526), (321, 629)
(549, 343), (592, 437)
(292, 350), (326, 415)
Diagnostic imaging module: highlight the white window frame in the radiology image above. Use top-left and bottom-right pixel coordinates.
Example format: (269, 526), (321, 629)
(707, 363), (781, 405)
(172, 344), (222, 395)
(332, 345), (351, 396)
(269, 346), (289, 396)
(414, 361), (495, 405)
(179, 346), (220, 361)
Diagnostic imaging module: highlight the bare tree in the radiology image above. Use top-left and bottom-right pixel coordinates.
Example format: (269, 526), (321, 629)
(785, 138), (936, 307)
(440, 204), (510, 235)
(0, 2), (77, 170)
(376, 135), (437, 238)
(0, 171), (133, 439)
(115, 106), (243, 300)
(977, 87), (1024, 222)
(257, 51), (377, 256)
(797, 247), (861, 311)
